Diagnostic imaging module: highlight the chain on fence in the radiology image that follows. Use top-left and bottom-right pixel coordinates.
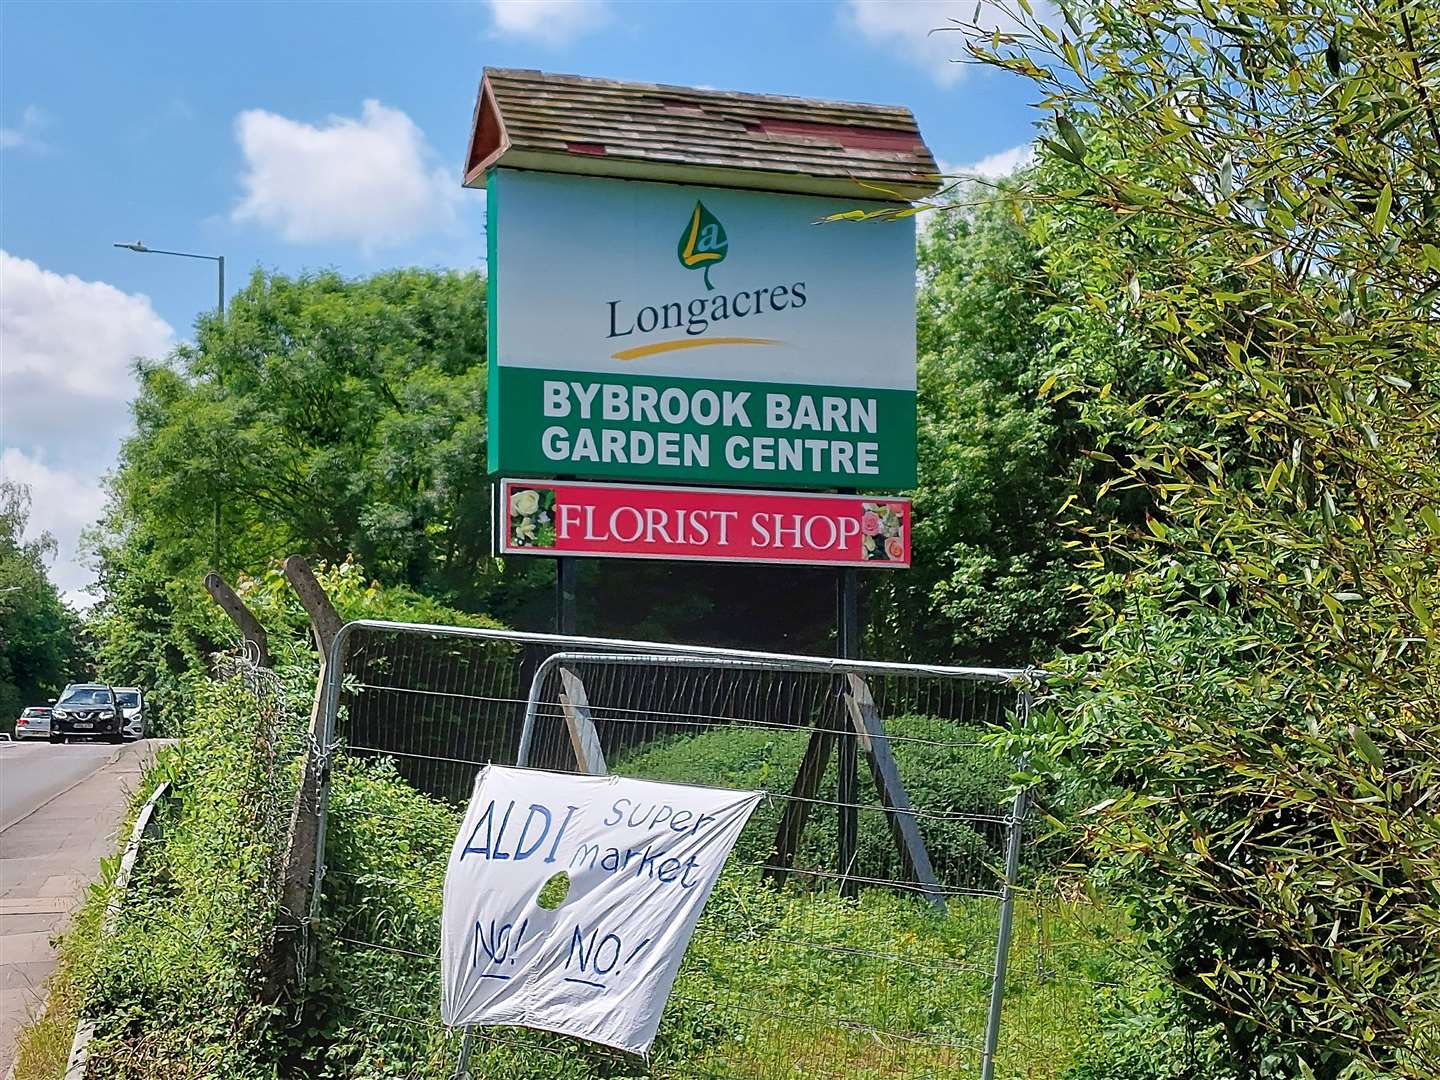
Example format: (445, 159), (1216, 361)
(306, 621), (1113, 1080)
(213, 646), (309, 893)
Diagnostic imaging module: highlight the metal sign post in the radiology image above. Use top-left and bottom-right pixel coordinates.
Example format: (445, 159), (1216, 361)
(554, 557), (578, 635)
(837, 566), (860, 898)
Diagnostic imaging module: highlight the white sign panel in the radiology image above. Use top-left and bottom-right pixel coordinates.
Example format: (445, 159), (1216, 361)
(440, 766), (762, 1055)
(488, 168), (917, 488)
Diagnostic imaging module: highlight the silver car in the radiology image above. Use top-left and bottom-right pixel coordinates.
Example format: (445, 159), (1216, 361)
(14, 705), (52, 740)
(114, 687), (146, 740)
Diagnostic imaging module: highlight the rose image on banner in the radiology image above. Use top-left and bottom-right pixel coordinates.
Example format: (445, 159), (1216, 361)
(441, 766), (762, 1056)
(860, 501), (906, 561)
(509, 486), (557, 548)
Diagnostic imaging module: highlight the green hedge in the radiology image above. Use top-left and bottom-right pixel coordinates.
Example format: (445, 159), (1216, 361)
(78, 674), (306, 1078)
(614, 716), (1011, 891)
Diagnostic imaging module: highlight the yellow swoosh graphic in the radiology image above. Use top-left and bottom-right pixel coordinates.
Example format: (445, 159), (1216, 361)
(611, 337), (783, 361)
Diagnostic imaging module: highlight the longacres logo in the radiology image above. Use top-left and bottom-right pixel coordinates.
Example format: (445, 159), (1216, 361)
(605, 199), (803, 362)
(676, 201), (728, 291)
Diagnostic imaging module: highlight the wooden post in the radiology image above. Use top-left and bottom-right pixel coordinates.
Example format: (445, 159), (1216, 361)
(763, 725), (836, 889)
(845, 674), (945, 911)
(266, 555), (344, 999)
(558, 666), (607, 776)
(204, 572), (270, 666)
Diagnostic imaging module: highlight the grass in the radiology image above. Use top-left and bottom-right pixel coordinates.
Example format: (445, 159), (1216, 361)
(306, 752), (1118, 1080)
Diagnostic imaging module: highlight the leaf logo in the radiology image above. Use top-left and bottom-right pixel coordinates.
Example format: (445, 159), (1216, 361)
(676, 201), (728, 290)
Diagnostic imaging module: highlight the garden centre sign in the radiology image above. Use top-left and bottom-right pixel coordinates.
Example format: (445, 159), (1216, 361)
(487, 169), (917, 489)
(440, 766), (761, 1055)
(499, 478), (911, 568)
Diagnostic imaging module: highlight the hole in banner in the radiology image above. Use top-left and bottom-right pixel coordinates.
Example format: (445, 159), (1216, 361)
(537, 872), (570, 910)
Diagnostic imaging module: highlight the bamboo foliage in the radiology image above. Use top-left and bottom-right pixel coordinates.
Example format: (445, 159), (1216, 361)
(965, 1), (1440, 1076)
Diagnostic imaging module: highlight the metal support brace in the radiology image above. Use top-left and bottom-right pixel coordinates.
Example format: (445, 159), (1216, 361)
(844, 674), (945, 911)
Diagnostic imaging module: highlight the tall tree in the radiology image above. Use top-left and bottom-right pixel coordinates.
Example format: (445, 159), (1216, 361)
(111, 267), (518, 607)
(869, 191), (1088, 665)
(92, 267), (549, 724)
(0, 481), (88, 723)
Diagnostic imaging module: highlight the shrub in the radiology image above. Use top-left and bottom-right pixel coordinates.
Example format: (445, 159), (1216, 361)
(969, 1), (1440, 1073)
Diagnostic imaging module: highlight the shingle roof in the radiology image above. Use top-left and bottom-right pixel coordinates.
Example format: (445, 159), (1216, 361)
(463, 68), (940, 203)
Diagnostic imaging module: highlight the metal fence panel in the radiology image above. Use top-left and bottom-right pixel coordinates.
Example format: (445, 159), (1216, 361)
(308, 620), (1051, 1080)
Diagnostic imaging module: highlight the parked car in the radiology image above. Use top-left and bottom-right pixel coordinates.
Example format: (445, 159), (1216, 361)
(15, 705), (52, 740)
(114, 687), (146, 740)
(50, 684), (125, 744)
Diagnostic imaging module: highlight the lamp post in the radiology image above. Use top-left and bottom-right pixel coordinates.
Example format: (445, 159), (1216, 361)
(113, 241), (228, 571)
(113, 241), (225, 318)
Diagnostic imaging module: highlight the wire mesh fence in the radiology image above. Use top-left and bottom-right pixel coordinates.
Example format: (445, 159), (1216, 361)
(307, 621), (1112, 1080)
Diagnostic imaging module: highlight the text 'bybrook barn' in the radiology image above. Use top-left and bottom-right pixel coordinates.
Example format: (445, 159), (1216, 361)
(540, 379), (884, 476)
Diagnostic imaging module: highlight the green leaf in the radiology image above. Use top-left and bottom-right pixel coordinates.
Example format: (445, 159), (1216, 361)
(1422, 244), (1440, 273)
(1059, 2), (1082, 36)
(1372, 184), (1392, 236)
(1039, 136), (1082, 167)
(1062, 38), (1083, 77)
(1056, 113), (1088, 162)
(1419, 506), (1440, 537)
(1350, 726), (1385, 771)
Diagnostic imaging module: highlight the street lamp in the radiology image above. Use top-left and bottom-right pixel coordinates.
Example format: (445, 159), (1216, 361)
(113, 241), (228, 571)
(113, 241), (225, 318)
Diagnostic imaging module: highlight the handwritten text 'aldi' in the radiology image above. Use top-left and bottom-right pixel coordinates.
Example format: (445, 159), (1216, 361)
(461, 797), (724, 891)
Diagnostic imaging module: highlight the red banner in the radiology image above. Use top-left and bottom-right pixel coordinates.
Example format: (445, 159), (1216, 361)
(498, 479), (910, 569)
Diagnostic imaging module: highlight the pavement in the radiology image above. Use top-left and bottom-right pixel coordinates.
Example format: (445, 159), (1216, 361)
(0, 739), (164, 1076)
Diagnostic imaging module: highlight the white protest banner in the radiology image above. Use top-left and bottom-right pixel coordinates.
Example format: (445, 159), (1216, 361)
(440, 766), (763, 1056)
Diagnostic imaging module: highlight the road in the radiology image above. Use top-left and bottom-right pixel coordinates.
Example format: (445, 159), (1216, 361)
(0, 740), (129, 833)
(0, 739), (165, 1075)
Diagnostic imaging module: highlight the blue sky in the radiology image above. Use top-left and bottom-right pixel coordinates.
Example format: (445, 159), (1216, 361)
(0, 0), (1043, 602)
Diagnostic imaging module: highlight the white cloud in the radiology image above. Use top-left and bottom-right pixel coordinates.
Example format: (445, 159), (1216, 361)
(1, 104), (53, 152)
(232, 100), (461, 249)
(942, 142), (1035, 180)
(1, 252), (175, 604)
(487, 0), (610, 46)
(0, 251), (175, 436)
(845, 0), (1059, 86)
(1, 450), (106, 607)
